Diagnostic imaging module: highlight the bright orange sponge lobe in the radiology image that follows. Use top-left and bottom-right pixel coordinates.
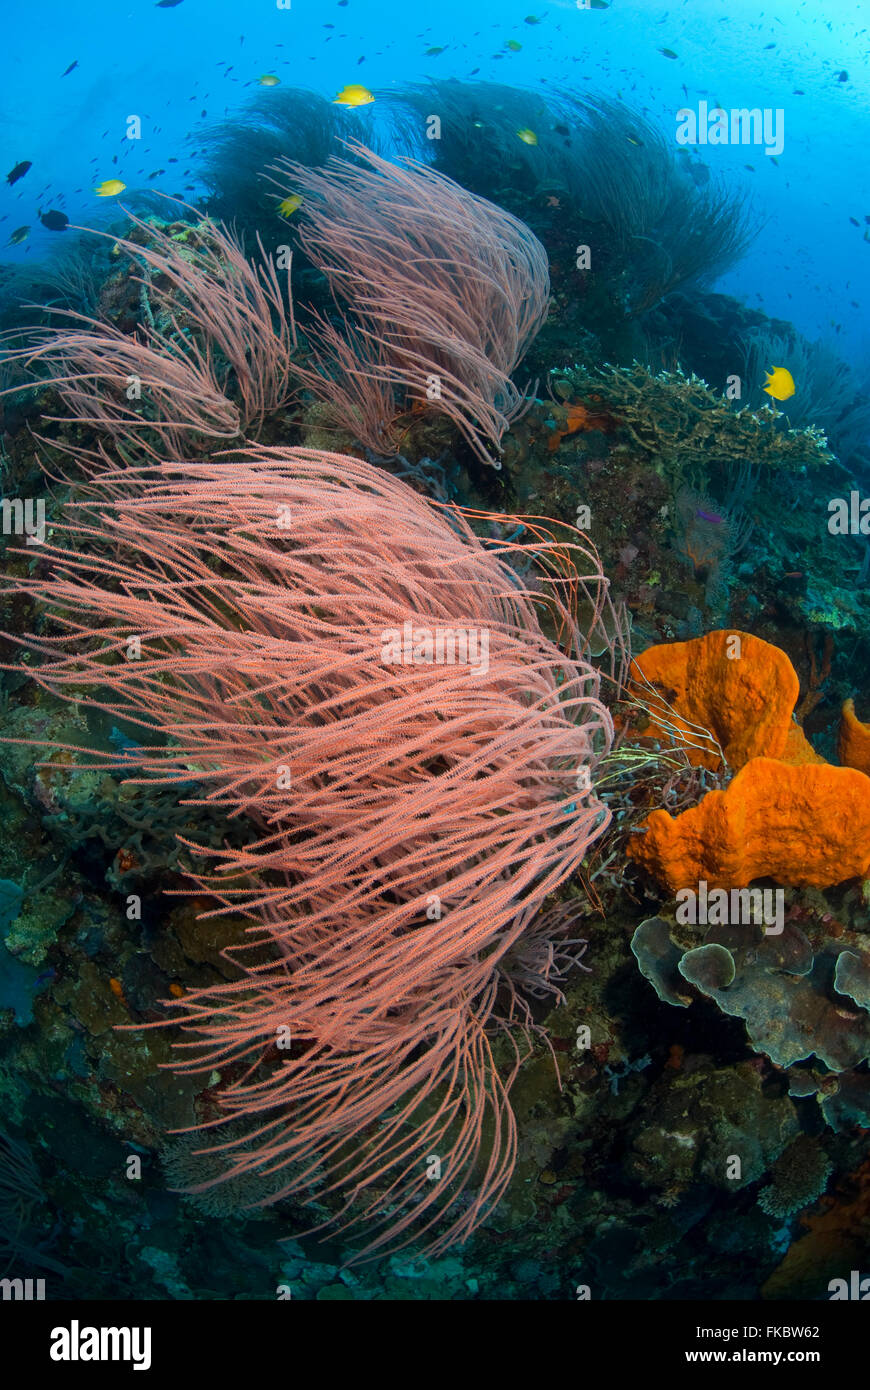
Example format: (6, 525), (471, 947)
(628, 757), (870, 891)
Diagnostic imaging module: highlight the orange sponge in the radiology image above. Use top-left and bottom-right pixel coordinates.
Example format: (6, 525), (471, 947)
(627, 757), (870, 891)
(630, 630), (800, 772)
(839, 698), (870, 776)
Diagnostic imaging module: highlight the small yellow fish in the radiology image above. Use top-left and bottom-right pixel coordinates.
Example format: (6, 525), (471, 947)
(277, 194), (303, 218)
(333, 83), (374, 107)
(516, 127), (538, 146)
(763, 366), (795, 401)
(506, 39), (522, 51)
(95, 179), (126, 197)
(259, 74), (280, 87)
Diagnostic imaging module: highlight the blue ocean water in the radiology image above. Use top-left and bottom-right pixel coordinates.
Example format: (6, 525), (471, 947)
(2, 0), (868, 355)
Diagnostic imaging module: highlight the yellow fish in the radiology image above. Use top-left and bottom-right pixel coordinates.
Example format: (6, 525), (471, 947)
(95, 179), (126, 197)
(333, 83), (374, 107)
(259, 74), (280, 87)
(506, 39), (522, 51)
(516, 127), (538, 146)
(277, 194), (303, 218)
(763, 365), (796, 401)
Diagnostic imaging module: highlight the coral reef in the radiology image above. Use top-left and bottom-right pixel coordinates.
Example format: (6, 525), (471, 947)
(1, 73), (868, 1304)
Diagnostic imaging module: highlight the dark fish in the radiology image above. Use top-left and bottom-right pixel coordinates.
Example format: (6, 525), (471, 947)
(156, 0), (184, 6)
(850, 217), (860, 226)
(357, 54), (365, 63)
(6, 160), (32, 185)
(793, 89), (804, 95)
(838, 70), (849, 82)
(696, 508), (723, 524)
(659, 48), (678, 60)
(39, 209), (69, 230)
(338, 0), (348, 5)
(764, 42), (775, 49)
(553, 123), (570, 136)
(201, 109), (207, 116)
(61, 60), (78, 77)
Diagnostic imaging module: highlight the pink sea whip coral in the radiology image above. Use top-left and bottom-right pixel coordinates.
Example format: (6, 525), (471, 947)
(1, 209), (296, 459)
(3, 448), (620, 1260)
(271, 143), (550, 466)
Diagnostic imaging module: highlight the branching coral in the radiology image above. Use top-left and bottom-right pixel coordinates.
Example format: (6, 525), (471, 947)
(2, 447), (622, 1261)
(553, 363), (834, 472)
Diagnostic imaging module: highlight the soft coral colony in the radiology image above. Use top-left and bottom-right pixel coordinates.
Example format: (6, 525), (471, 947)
(0, 147), (626, 1260)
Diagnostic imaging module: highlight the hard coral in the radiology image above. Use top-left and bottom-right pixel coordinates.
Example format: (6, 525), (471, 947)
(553, 362), (834, 473)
